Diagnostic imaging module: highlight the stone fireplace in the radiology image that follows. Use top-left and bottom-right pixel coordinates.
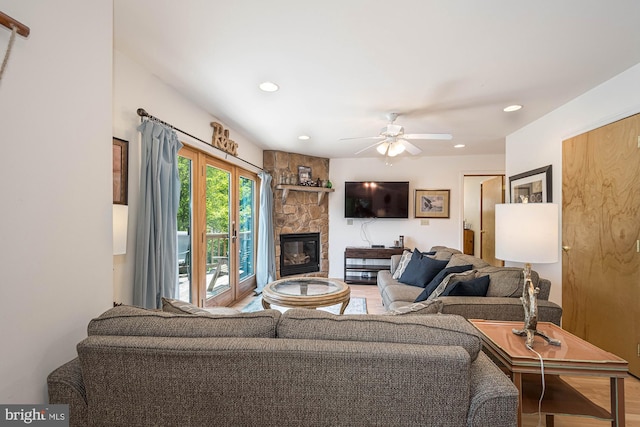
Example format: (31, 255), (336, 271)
(263, 150), (330, 279)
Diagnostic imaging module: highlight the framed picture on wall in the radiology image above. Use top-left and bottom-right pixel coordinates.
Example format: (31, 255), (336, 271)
(298, 165), (312, 184)
(415, 189), (450, 218)
(509, 165), (552, 203)
(113, 137), (128, 205)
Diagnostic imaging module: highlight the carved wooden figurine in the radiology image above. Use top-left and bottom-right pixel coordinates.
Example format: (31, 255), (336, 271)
(512, 263), (561, 348)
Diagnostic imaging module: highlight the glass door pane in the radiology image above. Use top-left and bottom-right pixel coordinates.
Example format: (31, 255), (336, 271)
(177, 154), (193, 302)
(205, 163), (232, 305)
(238, 176), (255, 281)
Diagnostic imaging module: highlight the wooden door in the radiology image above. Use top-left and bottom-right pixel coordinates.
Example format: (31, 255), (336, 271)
(481, 176), (505, 267)
(562, 113), (640, 376)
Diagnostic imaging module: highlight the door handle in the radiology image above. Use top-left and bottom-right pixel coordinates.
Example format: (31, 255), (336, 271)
(562, 245), (571, 252)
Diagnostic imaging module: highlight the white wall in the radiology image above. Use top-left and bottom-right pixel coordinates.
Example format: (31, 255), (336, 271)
(112, 50), (264, 304)
(0, 1), (113, 403)
(506, 62), (640, 305)
(328, 155), (504, 278)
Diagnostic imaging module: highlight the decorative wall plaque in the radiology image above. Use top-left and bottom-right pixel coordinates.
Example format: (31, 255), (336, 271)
(210, 122), (239, 156)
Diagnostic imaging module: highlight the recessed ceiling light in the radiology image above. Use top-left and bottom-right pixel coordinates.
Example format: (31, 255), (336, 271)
(503, 104), (522, 112)
(298, 135), (310, 140)
(454, 144), (465, 148)
(259, 81), (279, 92)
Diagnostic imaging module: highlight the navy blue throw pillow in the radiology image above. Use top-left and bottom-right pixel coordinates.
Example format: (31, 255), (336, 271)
(442, 275), (490, 297)
(414, 264), (474, 302)
(398, 251), (448, 288)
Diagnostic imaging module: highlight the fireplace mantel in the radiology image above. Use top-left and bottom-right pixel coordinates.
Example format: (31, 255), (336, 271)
(276, 184), (335, 205)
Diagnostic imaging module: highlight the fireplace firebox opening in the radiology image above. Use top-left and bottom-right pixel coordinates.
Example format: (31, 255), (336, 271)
(279, 232), (320, 277)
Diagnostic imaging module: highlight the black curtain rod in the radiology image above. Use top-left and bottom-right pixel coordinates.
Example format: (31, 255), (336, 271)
(136, 108), (264, 172)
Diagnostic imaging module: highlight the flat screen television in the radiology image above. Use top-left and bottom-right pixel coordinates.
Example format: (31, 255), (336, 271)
(344, 181), (409, 218)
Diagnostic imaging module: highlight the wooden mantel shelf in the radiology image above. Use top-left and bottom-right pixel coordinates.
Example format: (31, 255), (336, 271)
(276, 184), (335, 205)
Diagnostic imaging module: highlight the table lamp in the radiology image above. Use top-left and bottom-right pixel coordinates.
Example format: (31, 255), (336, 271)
(495, 202), (561, 348)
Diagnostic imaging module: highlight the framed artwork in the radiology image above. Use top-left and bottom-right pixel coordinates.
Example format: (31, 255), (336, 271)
(415, 189), (450, 218)
(298, 165), (312, 184)
(509, 165), (552, 203)
(113, 137), (128, 205)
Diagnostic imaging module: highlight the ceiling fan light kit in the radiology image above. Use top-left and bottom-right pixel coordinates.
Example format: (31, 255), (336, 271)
(341, 112), (453, 158)
(376, 140), (406, 157)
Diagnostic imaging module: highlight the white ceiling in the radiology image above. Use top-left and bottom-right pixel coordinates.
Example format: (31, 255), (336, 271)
(114, 0), (640, 159)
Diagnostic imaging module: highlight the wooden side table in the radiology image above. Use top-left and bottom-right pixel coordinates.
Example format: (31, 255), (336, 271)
(470, 319), (628, 427)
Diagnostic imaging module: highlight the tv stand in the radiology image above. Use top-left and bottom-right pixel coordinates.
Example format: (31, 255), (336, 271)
(344, 246), (405, 285)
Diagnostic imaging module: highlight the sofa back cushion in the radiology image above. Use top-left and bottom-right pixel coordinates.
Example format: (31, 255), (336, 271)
(277, 309), (481, 361)
(446, 253), (490, 269)
(88, 305), (280, 338)
(476, 266), (539, 297)
(77, 335), (472, 427)
(161, 297), (240, 316)
(429, 246), (462, 261)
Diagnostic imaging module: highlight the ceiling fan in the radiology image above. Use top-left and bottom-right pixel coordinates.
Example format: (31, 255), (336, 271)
(341, 112), (452, 157)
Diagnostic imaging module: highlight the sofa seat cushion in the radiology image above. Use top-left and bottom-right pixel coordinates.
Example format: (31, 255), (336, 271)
(277, 309), (482, 361)
(88, 305), (280, 338)
(439, 297), (562, 325)
(385, 300), (444, 315)
(380, 281), (424, 308)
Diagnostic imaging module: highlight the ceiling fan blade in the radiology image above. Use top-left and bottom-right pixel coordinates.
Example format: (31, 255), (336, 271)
(339, 136), (384, 141)
(354, 140), (385, 155)
(403, 133), (453, 140)
(399, 140), (422, 155)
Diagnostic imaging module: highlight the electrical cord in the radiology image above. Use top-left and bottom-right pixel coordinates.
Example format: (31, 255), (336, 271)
(0, 25), (18, 83)
(526, 344), (546, 427)
(359, 218), (376, 246)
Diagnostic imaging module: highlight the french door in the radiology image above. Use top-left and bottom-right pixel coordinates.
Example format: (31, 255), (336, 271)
(177, 146), (257, 307)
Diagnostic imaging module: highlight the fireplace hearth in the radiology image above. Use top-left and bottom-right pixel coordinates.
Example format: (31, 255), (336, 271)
(280, 232), (320, 277)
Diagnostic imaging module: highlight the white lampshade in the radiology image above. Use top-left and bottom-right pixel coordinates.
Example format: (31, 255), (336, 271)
(495, 203), (558, 264)
(113, 204), (128, 255)
(376, 142), (390, 155)
(387, 141), (406, 156)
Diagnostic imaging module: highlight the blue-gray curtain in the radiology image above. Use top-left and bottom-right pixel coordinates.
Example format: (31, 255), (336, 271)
(255, 171), (275, 293)
(133, 120), (183, 308)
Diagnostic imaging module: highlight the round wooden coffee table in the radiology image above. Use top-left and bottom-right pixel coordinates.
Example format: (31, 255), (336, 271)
(261, 277), (351, 314)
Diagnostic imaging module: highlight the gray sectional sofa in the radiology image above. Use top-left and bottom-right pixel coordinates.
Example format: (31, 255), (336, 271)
(48, 304), (519, 427)
(378, 246), (563, 325)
